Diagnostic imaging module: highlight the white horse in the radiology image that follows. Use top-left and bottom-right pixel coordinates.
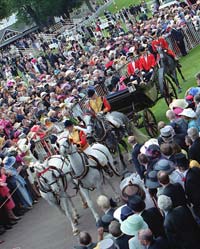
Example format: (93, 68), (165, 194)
(58, 134), (120, 199)
(35, 155), (100, 235)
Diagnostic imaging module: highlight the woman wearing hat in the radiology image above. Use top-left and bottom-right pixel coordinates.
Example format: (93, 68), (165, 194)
(179, 108), (200, 132)
(121, 214), (148, 249)
(3, 156), (33, 208)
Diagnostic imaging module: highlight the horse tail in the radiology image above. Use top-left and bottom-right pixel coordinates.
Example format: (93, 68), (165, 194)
(132, 126), (150, 144)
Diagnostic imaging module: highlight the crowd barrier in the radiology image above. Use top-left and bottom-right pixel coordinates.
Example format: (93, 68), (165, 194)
(166, 21), (200, 57)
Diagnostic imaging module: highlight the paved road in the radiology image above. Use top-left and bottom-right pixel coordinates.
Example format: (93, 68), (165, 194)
(1, 174), (125, 249)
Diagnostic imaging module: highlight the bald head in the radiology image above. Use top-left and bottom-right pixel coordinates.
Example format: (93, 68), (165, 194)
(157, 170), (170, 185)
(138, 229), (153, 246)
(166, 110), (176, 121)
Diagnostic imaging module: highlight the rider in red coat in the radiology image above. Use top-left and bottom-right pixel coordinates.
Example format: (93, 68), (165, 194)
(151, 31), (176, 59)
(138, 46), (156, 82)
(127, 59), (140, 76)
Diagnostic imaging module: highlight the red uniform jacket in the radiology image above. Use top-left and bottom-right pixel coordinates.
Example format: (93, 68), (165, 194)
(127, 59), (140, 76)
(78, 130), (88, 149)
(152, 37), (175, 57)
(138, 54), (156, 72)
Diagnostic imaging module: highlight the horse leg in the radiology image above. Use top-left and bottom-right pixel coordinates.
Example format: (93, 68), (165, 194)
(104, 175), (120, 202)
(79, 187), (99, 222)
(117, 144), (127, 173)
(68, 197), (80, 221)
(60, 197), (79, 235)
(177, 64), (186, 81)
(78, 190), (88, 209)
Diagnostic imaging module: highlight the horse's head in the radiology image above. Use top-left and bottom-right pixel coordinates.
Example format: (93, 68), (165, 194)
(58, 132), (77, 156)
(37, 156), (70, 196)
(83, 111), (106, 143)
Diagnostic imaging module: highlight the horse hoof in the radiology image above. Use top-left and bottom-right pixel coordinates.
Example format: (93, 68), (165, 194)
(82, 202), (88, 209)
(73, 229), (79, 236)
(73, 218), (78, 226)
(74, 213), (80, 219)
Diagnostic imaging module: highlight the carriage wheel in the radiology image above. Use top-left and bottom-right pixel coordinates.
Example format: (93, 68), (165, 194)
(163, 76), (178, 106)
(143, 109), (158, 137)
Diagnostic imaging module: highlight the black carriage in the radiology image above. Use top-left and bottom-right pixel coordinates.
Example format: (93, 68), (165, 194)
(94, 66), (177, 137)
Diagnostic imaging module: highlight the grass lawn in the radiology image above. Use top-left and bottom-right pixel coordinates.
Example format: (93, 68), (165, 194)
(108, 0), (137, 12)
(151, 45), (200, 123)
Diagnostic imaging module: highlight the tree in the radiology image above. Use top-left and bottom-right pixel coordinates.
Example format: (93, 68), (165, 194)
(3, 0), (94, 27)
(0, 0), (10, 20)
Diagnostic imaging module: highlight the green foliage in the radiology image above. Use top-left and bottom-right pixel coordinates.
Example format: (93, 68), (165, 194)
(152, 45), (200, 123)
(0, 0), (10, 19)
(3, 0), (84, 26)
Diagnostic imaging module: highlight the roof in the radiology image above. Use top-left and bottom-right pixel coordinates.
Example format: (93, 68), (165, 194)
(0, 21), (37, 47)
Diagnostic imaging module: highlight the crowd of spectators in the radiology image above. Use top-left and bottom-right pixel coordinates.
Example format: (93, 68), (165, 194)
(0, 0), (200, 247)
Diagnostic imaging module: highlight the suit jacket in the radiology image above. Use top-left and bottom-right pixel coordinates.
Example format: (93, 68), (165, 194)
(185, 167), (200, 206)
(115, 234), (132, 249)
(127, 60), (139, 76)
(138, 54), (156, 71)
(131, 143), (144, 178)
(74, 243), (97, 249)
(149, 237), (171, 249)
(164, 206), (200, 249)
(188, 137), (200, 163)
(141, 207), (165, 238)
(158, 183), (187, 208)
(96, 208), (115, 230)
(170, 28), (184, 42)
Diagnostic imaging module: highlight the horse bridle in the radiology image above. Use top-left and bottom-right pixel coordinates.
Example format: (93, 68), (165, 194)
(37, 156), (69, 194)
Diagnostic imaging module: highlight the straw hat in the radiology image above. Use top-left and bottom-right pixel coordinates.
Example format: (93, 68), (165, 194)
(169, 99), (188, 110)
(178, 108), (196, 118)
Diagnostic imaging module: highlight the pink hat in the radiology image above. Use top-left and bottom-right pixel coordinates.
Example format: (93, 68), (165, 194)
(30, 125), (40, 132)
(31, 58), (37, 64)
(120, 76), (126, 83)
(7, 80), (15, 87)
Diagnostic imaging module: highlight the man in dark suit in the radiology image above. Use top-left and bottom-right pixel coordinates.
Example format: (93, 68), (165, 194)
(170, 26), (187, 56)
(128, 136), (144, 179)
(157, 171), (187, 207)
(138, 229), (171, 249)
(109, 220), (132, 249)
(175, 153), (200, 219)
(96, 195), (116, 241)
(187, 127), (200, 163)
(74, 231), (97, 249)
(128, 195), (165, 237)
(158, 195), (200, 249)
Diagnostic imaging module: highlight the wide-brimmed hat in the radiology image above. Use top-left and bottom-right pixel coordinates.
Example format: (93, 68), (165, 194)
(160, 125), (174, 142)
(3, 156), (16, 169)
(154, 159), (175, 174)
(97, 238), (118, 249)
(178, 108), (196, 118)
(40, 92), (48, 98)
(101, 214), (114, 229)
(140, 138), (159, 154)
(120, 214), (148, 236)
(128, 195), (145, 212)
(145, 170), (160, 189)
(169, 99), (188, 110)
(120, 173), (144, 192)
(145, 144), (161, 158)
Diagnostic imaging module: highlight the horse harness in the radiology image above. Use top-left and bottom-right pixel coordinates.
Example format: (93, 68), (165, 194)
(37, 156), (69, 195)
